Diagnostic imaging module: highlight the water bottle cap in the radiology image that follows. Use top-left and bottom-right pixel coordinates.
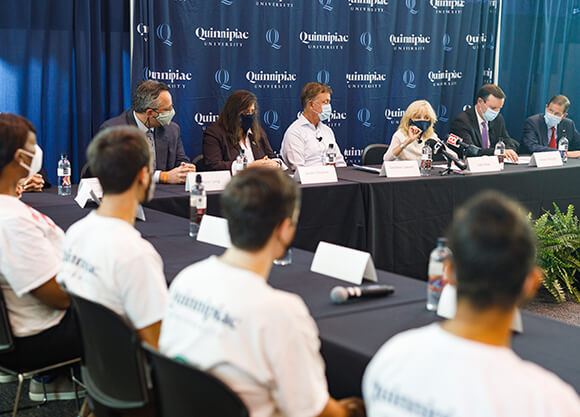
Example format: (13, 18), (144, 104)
(240, 149), (245, 155)
(437, 237), (448, 246)
(61, 153), (68, 159)
(196, 174), (202, 183)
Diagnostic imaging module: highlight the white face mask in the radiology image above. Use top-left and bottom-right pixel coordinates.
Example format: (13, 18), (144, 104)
(18, 144), (43, 177)
(155, 108), (175, 126)
(483, 107), (499, 122)
(317, 104), (332, 121)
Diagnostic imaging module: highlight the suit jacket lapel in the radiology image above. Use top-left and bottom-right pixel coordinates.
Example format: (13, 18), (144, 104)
(540, 117), (550, 147)
(468, 108), (483, 147)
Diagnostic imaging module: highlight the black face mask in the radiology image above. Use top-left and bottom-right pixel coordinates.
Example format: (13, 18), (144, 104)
(240, 114), (254, 133)
(410, 120), (432, 137)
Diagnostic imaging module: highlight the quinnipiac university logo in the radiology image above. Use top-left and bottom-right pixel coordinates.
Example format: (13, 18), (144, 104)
(245, 70), (297, 89)
(266, 28), (281, 49)
(349, 0), (389, 13)
(263, 110), (280, 130)
(357, 108), (372, 127)
(465, 33), (487, 49)
(346, 71), (387, 89)
(256, 0), (295, 8)
(389, 33), (431, 51)
(143, 67), (192, 89)
(215, 68), (232, 90)
(428, 69), (463, 87)
(194, 111), (219, 129)
(299, 31), (349, 50)
(402, 69), (416, 89)
(194, 26), (249, 48)
(360, 32), (373, 52)
(437, 104), (449, 123)
(429, 0), (465, 14)
(156, 24), (173, 46)
(384, 107), (405, 125)
(406, 0), (419, 14)
(317, 70), (331, 85)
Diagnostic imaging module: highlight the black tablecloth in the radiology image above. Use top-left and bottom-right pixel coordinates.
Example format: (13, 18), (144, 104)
(338, 160), (580, 278)
(145, 180), (367, 253)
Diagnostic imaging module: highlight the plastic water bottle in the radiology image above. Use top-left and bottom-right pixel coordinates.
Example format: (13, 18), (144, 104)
(234, 149), (247, 174)
(189, 174), (206, 238)
(420, 144), (432, 176)
(427, 237), (452, 311)
(325, 143), (337, 166)
(494, 140), (505, 170)
(57, 153), (71, 196)
(558, 136), (569, 163)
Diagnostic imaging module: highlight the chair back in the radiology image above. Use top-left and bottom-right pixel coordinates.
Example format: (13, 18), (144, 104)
(143, 344), (249, 417)
(69, 293), (149, 410)
(361, 144), (389, 165)
(0, 289), (14, 353)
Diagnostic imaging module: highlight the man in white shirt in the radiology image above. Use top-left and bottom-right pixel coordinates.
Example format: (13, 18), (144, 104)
(159, 167), (364, 417)
(281, 82), (347, 171)
(363, 191), (580, 417)
(0, 113), (80, 400)
(57, 126), (168, 348)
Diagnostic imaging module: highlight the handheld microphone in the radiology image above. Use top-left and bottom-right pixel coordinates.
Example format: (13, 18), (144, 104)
(330, 284), (395, 304)
(446, 134), (482, 157)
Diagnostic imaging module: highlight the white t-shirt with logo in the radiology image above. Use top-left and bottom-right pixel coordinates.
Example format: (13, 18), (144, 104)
(159, 256), (329, 417)
(57, 212), (167, 330)
(0, 195), (66, 337)
(363, 323), (580, 417)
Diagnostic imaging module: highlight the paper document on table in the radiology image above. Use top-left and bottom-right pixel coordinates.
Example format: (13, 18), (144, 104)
(506, 156), (531, 165)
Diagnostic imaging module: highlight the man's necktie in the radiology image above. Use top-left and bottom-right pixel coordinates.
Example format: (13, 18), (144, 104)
(147, 130), (157, 170)
(481, 121), (489, 149)
(549, 127), (556, 149)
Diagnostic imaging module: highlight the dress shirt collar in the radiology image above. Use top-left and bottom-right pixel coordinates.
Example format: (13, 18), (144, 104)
(133, 111), (152, 133)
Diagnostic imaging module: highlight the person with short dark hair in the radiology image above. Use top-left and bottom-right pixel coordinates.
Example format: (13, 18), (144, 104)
(363, 191), (580, 417)
(281, 82), (347, 170)
(57, 126), (167, 348)
(202, 90), (280, 171)
(0, 113), (81, 400)
(450, 84), (519, 161)
(160, 167), (365, 417)
(520, 94), (580, 156)
(99, 80), (196, 184)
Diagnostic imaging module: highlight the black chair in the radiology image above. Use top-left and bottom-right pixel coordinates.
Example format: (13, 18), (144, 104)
(361, 144), (389, 165)
(68, 293), (150, 416)
(0, 290), (80, 417)
(143, 344), (249, 417)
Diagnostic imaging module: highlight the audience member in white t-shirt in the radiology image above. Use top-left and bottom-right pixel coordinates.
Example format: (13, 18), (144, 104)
(57, 126), (168, 348)
(363, 191), (580, 417)
(383, 100), (440, 161)
(159, 167), (364, 417)
(0, 113), (81, 399)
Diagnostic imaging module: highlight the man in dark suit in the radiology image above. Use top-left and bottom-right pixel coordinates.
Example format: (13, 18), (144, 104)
(450, 84), (519, 162)
(520, 94), (580, 157)
(99, 80), (196, 184)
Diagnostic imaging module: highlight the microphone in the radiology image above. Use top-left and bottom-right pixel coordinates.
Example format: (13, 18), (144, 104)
(446, 134), (482, 157)
(427, 138), (467, 170)
(330, 284), (395, 304)
(316, 136), (323, 142)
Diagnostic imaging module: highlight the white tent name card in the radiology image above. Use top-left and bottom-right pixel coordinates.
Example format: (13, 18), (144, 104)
(196, 215), (231, 248)
(310, 241), (378, 285)
(379, 161), (421, 178)
(437, 284), (523, 333)
(466, 156), (501, 173)
(529, 151), (562, 168)
(186, 171), (231, 192)
(74, 178), (103, 208)
(294, 165), (338, 184)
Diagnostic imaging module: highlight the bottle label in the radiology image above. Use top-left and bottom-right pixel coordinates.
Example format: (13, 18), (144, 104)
(496, 154), (504, 164)
(191, 195), (206, 210)
(420, 159), (431, 169)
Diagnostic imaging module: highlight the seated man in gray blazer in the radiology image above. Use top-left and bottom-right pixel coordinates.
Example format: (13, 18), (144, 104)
(99, 80), (196, 184)
(520, 94), (580, 158)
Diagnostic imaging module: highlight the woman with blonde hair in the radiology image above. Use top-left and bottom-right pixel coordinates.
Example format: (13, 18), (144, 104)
(384, 100), (439, 161)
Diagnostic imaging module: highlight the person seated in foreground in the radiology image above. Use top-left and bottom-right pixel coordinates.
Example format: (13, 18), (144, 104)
(449, 84), (519, 162)
(281, 82), (347, 170)
(383, 100), (439, 161)
(363, 191), (580, 416)
(99, 80), (196, 184)
(202, 90), (280, 172)
(159, 167), (365, 417)
(57, 126), (168, 348)
(521, 94), (580, 157)
(0, 113), (81, 401)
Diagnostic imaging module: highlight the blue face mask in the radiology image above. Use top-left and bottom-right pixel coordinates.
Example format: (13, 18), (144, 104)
(483, 107), (499, 122)
(240, 113), (254, 132)
(317, 104), (332, 122)
(410, 120), (431, 136)
(544, 111), (561, 128)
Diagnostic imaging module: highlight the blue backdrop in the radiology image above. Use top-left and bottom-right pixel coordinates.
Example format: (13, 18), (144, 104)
(499, 0), (580, 140)
(132, 0), (499, 165)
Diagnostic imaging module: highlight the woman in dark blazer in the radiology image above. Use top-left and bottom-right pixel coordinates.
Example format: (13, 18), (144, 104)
(202, 90), (279, 171)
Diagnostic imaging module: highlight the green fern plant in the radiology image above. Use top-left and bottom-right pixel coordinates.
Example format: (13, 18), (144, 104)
(529, 203), (580, 303)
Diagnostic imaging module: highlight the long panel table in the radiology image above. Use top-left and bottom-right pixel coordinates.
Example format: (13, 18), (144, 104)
(23, 191), (580, 396)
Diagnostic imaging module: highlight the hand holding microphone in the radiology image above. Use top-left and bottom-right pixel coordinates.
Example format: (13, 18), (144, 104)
(330, 284), (395, 304)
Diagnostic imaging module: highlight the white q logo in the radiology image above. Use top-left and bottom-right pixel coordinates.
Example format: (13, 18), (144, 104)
(266, 29), (281, 50)
(156, 24), (173, 46)
(403, 70), (416, 89)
